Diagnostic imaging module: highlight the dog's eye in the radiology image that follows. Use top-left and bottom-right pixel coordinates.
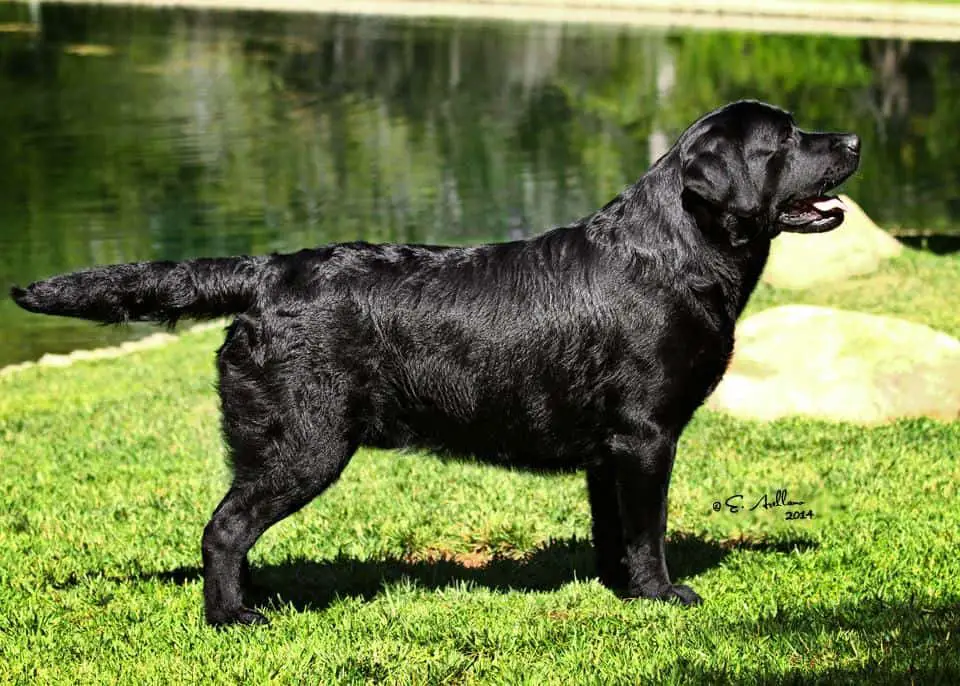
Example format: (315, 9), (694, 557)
(780, 127), (797, 146)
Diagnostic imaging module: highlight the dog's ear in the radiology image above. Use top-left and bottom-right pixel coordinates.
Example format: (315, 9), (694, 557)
(681, 136), (762, 220)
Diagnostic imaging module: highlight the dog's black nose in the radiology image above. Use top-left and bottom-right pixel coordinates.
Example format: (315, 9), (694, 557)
(836, 134), (861, 155)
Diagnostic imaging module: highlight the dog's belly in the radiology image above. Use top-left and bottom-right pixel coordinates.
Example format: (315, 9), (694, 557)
(357, 365), (614, 472)
(354, 340), (731, 470)
(361, 414), (602, 472)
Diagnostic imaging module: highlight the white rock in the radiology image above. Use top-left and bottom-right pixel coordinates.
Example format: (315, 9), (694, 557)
(708, 305), (960, 424)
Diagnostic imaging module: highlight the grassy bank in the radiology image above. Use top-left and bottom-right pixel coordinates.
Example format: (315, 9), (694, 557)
(1, 248), (958, 684)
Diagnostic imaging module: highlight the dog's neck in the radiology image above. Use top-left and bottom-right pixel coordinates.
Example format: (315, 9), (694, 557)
(583, 154), (771, 322)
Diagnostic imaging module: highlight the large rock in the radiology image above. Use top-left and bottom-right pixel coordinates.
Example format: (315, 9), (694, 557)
(708, 305), (960, 424)
(762, 195), (903, 290)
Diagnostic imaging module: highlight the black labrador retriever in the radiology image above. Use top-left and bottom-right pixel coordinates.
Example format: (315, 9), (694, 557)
(12, 101), (860, 626)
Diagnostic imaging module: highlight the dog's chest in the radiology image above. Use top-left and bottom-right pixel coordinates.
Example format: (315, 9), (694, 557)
(700, 343), (734, 398)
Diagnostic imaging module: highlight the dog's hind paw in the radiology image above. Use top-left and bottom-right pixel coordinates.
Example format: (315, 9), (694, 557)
(208, 607), (270, 627)
(653, 584), (703, 606)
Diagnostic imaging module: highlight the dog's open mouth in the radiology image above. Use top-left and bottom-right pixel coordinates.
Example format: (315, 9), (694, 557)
(777, 196), (848, 233)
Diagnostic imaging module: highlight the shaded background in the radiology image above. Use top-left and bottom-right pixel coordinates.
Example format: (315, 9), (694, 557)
(1, 3), (958, 364)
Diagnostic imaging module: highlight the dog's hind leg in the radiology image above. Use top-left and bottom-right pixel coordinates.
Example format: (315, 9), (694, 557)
(587, 462), (629, 591)
(203, 321), (356, 626)
(607, 426), (702, 606)
(201, 410), (355, 626)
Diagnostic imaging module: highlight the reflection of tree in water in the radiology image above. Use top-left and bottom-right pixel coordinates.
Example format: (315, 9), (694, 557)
(865, 38), (945, 120)
(3, 5), (960, 291)
(867, 40), (913, 120)
(858, 38), (960, 232)
(267, 21), (960, 239)
(4, 4), (960, 363)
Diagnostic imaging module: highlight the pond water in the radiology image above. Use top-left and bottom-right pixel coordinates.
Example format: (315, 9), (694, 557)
(2, 3), (959, 365)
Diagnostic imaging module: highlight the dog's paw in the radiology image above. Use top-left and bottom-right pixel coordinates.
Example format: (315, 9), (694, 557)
(650, 584), (702, 606)
(624, 583), (703, 606)
(208, 607), (270, 627)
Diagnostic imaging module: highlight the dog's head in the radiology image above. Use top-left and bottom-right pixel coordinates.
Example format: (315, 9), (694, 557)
(678, 101), (861, 246)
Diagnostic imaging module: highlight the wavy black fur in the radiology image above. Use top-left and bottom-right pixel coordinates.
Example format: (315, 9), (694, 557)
(11, 256), (271, 326)
(11, 101), (860, 627)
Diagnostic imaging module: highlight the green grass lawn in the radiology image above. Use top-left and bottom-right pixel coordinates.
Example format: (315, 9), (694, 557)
(1, 248), (958, 684)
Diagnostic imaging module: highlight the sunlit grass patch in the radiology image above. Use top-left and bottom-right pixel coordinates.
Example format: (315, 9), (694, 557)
(1, 251), (958, 683)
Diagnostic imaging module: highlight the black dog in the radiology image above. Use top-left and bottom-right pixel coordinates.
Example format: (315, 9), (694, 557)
(12, 101), (860, 627)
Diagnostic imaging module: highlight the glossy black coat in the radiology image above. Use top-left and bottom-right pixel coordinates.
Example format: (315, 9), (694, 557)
(12, 101), (861, 626)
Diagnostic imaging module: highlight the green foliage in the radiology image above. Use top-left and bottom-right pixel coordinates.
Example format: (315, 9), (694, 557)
(1, 251), (958, 683)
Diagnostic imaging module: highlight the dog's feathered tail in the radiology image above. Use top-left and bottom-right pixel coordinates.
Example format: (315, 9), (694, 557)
(10, 255), (271, 326)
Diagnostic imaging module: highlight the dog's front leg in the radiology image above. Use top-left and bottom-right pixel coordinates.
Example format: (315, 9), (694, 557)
(607, 430), (702, 606)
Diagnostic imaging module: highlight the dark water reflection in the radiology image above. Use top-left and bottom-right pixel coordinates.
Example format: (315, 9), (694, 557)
(2, 4), (959, 364)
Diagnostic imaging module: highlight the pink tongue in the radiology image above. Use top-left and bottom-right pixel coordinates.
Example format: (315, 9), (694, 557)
(812, 197), (847, 213)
